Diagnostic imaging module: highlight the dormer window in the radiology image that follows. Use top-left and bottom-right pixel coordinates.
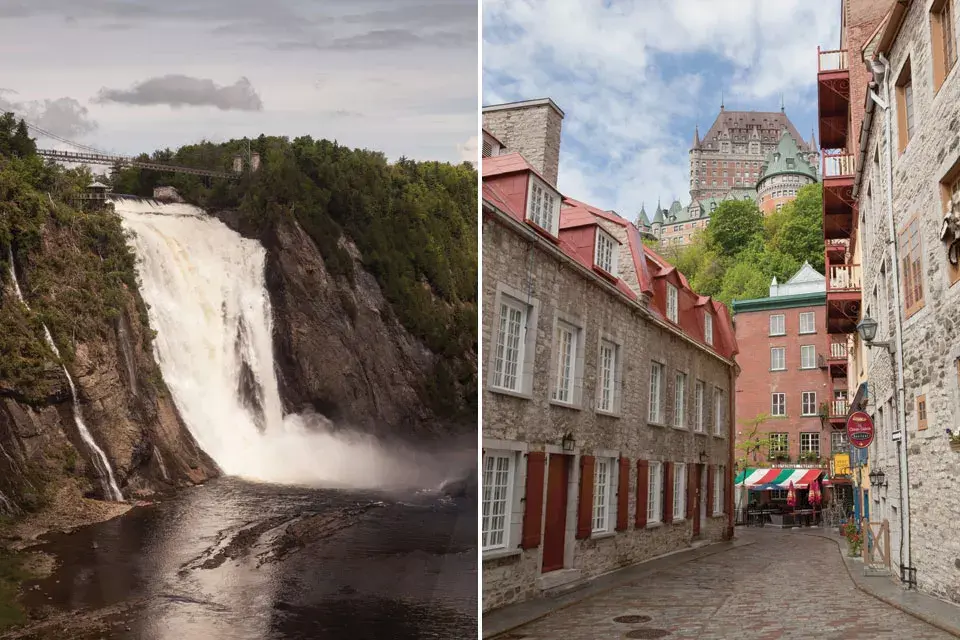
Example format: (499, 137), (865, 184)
(526, 174), (560, 236)
(594, 228), (619, 276)
(704, 312), (714, 346)
(482, 131), (501, 158)
(666, 284), (678, 323)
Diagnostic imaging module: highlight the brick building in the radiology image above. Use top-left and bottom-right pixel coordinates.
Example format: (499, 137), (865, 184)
(820, 0), (960, 604)
(481, 98), (738, 612)
(731, 264), (853, 510)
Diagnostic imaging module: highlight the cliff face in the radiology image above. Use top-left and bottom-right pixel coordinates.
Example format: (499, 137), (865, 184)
(0, 233), (217, 518)
(215, 210), (468, 439)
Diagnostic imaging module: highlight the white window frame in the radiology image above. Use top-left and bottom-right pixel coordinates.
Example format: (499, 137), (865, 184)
(800, 432), (821, 457)
(551, 319), (581, 406)
(771, 392), (786, 416)
(481, 450), (516, 552)
(769, 314), (785, 336)
(801, 391), (817, 416)
(770, 347), (786, 371)
(704, 312), (714, 345)
(713, 466), (724, 516)
(831, 431), (849, 453)
(649, 361), (665, 424)
(666, 283), (679, 323)
(592, 457), (616, 534)
(596, 338), (621, 415)
(492, 297), (526, 392)
(526, 174), (561, 236)
(673, 462), (687, 521)
(674, 372), (687, 428)
(594, 227), (619, 276)
(647, 461), (663, 524)
(799, 311), (816, 334)
(714, 387), (724, 436)
(800, 345), (816, 370)
(694, 380), (705, 433)
(488, 285), (539, 398)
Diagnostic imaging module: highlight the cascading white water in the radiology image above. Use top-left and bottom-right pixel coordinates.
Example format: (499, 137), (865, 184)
(6, 248), (123, 501)
(115, 198), (439, 489)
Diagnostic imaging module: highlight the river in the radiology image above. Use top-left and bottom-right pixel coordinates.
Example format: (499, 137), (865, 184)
(10, 477), (476, 639)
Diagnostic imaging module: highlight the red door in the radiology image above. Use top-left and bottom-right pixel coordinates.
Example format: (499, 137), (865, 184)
(692, 464), (702, 538)
(541, 454), (569, 573)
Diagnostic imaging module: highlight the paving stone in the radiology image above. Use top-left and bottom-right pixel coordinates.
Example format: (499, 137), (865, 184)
(494, 529), (954, 640)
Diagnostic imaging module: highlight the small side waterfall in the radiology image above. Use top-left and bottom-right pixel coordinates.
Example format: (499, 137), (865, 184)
(6, 248), (123, 501)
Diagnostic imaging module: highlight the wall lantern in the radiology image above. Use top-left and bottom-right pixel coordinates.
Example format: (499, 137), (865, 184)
(856, 316), (894, 353)
(699, 451), (708, 462)
(869, 467), (887, 489)
(561, 433), (576, 453)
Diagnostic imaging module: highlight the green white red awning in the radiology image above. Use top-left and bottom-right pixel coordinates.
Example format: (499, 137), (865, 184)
(733, 468), (823, 490)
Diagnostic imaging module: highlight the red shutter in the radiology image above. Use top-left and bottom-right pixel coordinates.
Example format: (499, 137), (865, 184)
(706, 464), (715, 519)
(663, 462), (674, 524)
(686, 464), (696, 520)
(576, 455), (595, 539)
(635, 459), (649, 528)
(616, 457), (630, 531)
(520, 451), (546, 549)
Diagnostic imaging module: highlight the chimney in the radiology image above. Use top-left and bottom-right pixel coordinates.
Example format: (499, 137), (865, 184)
(482, 98), (564, 187)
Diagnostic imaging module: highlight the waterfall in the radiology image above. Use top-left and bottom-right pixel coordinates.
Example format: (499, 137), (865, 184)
(6, 248), (123, 501)
(114, 197), (437, 489)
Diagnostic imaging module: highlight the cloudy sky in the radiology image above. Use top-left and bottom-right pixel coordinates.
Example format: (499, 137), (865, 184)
(0, 0), (478, 164)
(483, 0), (842, 218)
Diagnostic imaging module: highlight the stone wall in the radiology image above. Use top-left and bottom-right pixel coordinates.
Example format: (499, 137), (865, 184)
(482, 215), (734, 611)
(482, 100), (563, 187)
(855, 0), (960, 604)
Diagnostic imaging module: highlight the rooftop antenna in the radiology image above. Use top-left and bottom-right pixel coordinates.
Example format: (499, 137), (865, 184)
(720, 89), (724, 112)
(780, 93), (785, 112)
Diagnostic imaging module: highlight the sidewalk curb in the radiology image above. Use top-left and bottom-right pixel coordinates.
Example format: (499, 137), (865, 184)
(482, 537), (753, 639)
(804, 531), (960, 639)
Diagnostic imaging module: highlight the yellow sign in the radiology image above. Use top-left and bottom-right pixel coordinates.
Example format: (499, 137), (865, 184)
(833, 453), (851, 477)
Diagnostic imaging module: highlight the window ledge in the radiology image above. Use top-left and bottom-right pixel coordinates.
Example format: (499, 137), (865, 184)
(591, 531), (616, 541)
(648, 420), (667, 428)
(672, 518), (686, 523)
(769, 333), (786, 337)
(487, 386), (533, 401)
(483, 547), (522, 562)
(712, 433), (726, 439)
(693, 429), (708, 436)
(549, 399), (582, 411)
(596, 408), (622, 419)
(645, 522), (662, 529)
(671, 425), (689, 432)
(770, 368), (787, 372)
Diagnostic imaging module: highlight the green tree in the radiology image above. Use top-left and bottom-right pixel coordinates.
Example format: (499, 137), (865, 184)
(706, 199), (764, 257)
(769, 183), (825, 272)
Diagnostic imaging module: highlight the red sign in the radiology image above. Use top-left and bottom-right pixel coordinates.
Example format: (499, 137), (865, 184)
(847, 411), (875, 448)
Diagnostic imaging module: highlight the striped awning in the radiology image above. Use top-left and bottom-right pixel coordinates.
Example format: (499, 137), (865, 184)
(733, 468), (823, 490)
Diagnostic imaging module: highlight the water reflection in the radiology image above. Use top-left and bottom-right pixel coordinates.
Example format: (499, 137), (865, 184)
(18, 478), (476, 639)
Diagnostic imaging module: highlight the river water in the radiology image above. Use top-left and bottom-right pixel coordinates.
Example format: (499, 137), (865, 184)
(13, 477), (476, 639)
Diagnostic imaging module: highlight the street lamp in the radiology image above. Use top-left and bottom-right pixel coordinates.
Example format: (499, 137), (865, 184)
(869, 467), (887, 488)
(856, 316), (894, 353)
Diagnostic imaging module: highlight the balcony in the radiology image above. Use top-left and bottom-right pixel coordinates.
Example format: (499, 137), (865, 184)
(826, 264), (861, 334)
(831, 400), (849, 419)
(822, 152), (857, 241)
(818, 48), (850, 149)
(825, 339), (848, 380)
(828, 340), (848, 360)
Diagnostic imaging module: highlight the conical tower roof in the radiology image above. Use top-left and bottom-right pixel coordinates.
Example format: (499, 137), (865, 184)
(758, 130), (818, 183)
(636, 203), (651, 227)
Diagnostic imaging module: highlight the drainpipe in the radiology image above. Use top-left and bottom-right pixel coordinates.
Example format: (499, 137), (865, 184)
(877, 52), (912, 581)
(727, 363), (737, 539)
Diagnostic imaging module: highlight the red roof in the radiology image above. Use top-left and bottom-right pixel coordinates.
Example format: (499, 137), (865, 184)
(482, 156), (739, 360)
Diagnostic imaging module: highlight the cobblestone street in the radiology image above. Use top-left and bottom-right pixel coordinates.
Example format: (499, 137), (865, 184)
(493, 529), (955, 640)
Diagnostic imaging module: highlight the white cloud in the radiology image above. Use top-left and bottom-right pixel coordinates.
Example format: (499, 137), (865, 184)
(483, 0), (840, 217)
(458, 135), (478, 164)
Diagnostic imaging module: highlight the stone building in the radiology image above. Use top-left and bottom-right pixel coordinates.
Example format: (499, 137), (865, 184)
(819, 0), (960, 603)
(481, 98), (739, 613)
(756, 131), (820, 215)
(730, 264), (854, 510)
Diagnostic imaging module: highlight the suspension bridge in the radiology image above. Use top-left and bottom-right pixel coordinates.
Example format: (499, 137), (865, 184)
(24, 121), (242, 180)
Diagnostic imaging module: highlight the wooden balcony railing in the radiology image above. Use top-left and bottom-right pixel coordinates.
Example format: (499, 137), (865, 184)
(831, 400), (849, 417)
(828, 264), (861, 291)
(830, 340), (848, 359)
(822, 152), (856, 178)
(818, 48), (849, 72)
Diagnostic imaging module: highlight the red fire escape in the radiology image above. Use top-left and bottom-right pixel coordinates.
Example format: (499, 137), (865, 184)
(818, 47), (858, 444)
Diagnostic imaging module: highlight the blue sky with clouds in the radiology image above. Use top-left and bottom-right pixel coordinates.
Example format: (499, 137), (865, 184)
(483, 0), (842, 220)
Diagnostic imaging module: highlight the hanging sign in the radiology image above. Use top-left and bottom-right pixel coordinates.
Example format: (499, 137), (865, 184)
(846, 411), (875, 449)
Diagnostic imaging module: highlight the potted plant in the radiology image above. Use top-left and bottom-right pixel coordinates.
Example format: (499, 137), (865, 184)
(841, 520), (862, 557)
(798, 451), (820, 464)
(767, 451), (790, 463)
(948, 429), (960, 452)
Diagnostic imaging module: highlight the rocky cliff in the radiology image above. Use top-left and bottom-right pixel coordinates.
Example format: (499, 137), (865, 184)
(0, 205), (217, 521)
(215, 210), (468, 439)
